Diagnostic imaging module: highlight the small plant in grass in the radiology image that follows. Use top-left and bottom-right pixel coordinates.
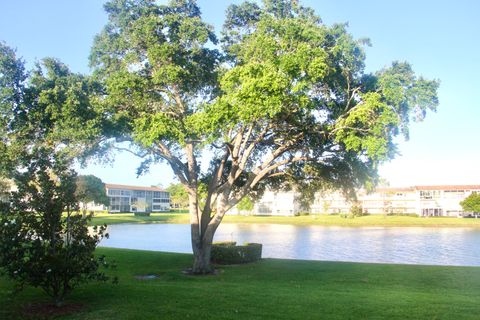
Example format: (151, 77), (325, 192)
(0, 148), (115, 307)
(386, 212), (418, 217)
(350, 204), (367, 217)
(294, 211), (310, 216)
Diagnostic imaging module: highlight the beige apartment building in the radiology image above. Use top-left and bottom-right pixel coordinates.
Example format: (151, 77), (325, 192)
(230, 185), (480, 217)
(106, 184), (170, 213)
(86, 183), (170, 213)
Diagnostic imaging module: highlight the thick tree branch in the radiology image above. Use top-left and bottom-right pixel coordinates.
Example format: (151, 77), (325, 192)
(155, 141), (190, 187)
(254, 132), (304, 173)
(330, 126), (371, 135)
(171, 84), (186, 114)
(113, 146), (150, 158)
(219, 123), (272, 196)
(202, 147), (230, 227)
(251, 155), (309, 188)
(238, 124), (254, 160)
(238, 123), (270, 170)
(346, 86), (362, 111)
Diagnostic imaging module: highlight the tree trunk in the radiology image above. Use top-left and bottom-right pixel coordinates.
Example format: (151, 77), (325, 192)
(190, 206), (217, 274)
(192, 235), (214, 274)
(190, 193), (227, 274)
(188, 188), (212, 274)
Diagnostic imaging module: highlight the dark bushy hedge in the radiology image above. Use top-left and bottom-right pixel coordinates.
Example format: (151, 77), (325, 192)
(211, 242), (262, 264)
(386, 212), (418, 217)
(134, 212), (151, 217)
(294, 211), (309, 216)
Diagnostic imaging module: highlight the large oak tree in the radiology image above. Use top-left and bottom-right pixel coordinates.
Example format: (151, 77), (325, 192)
(90, 0), (439, 273)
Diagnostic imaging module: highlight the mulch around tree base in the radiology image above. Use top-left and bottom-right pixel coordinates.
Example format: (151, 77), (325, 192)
(181, 268), (223, 276)
(22, 302), (84, 319)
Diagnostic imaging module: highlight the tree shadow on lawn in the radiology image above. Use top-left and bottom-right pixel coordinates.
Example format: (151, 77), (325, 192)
(20, 302), (84, 320)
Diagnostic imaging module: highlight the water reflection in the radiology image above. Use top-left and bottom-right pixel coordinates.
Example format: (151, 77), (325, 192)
(98, 223), (480, 266)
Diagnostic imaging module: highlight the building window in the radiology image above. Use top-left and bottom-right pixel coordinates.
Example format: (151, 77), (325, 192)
(153, 198), (169, 203)
(420, 190), (440, 200)
(153, 191), (169, 198)
(108, 189), (121, 196)
(109, 196), (130, 211)
(422, 208), (443, 216)
(133, 190), (145, 197)
(444, 190), (465, 198)
(109, 189), (133, 197)
(258, 202), (272, 214)
(420, 191), (431, 199)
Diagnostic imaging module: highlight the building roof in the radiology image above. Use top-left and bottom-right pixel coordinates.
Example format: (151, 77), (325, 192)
(362, 185), (480, 194)
(375, 187), (415, 193)
(105, 183), (166, 192)
(413, 185), (480, 191)
(374, 185), (480, 192)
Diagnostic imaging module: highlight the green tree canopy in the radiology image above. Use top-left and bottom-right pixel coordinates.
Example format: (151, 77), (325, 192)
(89, 0), (439, 273)
(166, 183), (189, 208)
(0, 42), (105, 176)
(460, 192), (480, 213)
(75, 175), (109, 215)
(236, 196), (254, 212)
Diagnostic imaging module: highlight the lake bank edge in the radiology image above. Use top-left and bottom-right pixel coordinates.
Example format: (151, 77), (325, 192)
(90, 212), (480, 228)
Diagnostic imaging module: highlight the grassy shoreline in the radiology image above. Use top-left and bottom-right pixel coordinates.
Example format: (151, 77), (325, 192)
(1, 247), (479, 319)
(90, 211), (480, 228)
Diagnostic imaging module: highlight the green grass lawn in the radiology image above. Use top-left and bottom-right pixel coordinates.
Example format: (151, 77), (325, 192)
(90, 211), (480, 228)
(1, 248), (479, 319)
(90, 212), (189, 225)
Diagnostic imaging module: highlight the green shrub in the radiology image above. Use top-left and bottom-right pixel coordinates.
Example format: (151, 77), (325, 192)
(211, 242), (262, 264)
(386, 212), (418, 217)
(237, 197), (254, 212)
(350, 205), (368, 217)
(294, 211), (310, 216)
(213, 241), (237, 246)
(0, 148), (115, 307)
(134, 212), (151, 217)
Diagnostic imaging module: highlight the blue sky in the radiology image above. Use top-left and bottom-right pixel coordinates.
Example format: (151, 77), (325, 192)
(1, 0), (479, 188)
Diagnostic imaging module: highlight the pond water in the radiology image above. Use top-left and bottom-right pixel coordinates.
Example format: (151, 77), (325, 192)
(98, 223), (480, 266)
